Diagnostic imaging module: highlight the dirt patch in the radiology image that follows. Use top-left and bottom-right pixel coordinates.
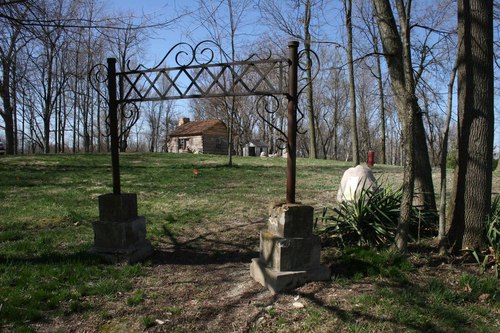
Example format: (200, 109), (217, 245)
(31, 219), (498, 333)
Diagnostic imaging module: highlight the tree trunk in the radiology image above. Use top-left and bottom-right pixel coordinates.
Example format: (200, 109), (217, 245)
(448, 0), (494, 252)
(438, 60), (458, 255)
(304, 0), (317, 159)
(345, 0), (359, 165)
(0, 59), (15, 155)
(372, 0), (416, 253)
(373, 35), (386, 165)
(413, 111), (437, 215)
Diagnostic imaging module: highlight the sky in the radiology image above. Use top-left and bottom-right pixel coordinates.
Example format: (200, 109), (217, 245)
(106, 1), (500, 150)
(106, 0), (268, 66)
(107, 0), (198, 62)
(105, 0), (270, 118)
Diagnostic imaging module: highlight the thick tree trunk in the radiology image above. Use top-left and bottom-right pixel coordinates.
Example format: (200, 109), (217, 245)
(448, 0), (494, 252)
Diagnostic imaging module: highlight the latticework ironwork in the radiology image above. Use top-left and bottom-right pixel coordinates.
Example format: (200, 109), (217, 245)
(118, 41), (288, 103)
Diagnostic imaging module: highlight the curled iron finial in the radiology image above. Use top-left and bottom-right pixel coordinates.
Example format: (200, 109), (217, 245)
(297, 48), (320, 97)
(255, 95), (288, 144)
(137, 40), (231, 71)
(244, 47), (277, 62)
(89, 63), (110, 104)
(296, 105), (307, 135)
(294, 47), (320, 136)
(193, 40), (230, 64)
(118, 102), (140, 139)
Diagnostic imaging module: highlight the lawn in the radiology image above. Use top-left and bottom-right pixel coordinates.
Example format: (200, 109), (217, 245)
(0, 153), (499, 332)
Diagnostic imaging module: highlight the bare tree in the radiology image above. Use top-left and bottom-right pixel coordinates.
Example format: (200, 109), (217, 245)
(191, 0), (253, 163)
(447, 0), (494, 252)
(27, 0), (81, 153)
(258, 0), (322, 159)
(106, 14), (145, 152)
(438, 59), (457, 254)
(344, 0), (359, 165)
(357, 0), (387, 164)
(372, 0), (417, 253)
(0, 0), (26, 154)
(145, 99), (176, 152)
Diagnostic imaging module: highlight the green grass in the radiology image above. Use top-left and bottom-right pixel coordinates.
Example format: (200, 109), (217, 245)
(127, 290), (146, 306)
(1, 153), (499, 332)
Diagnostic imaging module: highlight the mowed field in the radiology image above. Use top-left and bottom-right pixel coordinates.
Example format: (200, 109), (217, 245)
(1, 153), (499, 332)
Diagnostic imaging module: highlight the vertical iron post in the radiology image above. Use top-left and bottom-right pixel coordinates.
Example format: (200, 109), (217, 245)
(107, 58), (121, 195)
(287, 41), (299, 204)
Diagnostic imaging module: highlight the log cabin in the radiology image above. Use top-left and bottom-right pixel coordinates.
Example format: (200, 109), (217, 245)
(168, 118), (228, 155)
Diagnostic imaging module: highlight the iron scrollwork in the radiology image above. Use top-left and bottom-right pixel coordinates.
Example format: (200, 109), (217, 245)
(89, 63), (140, 141)
(89, 42), (320, 143)
(89, 63), (110, 105)
(295, 48), (321, 135)
(255, 95), (288, 151)
(117, 40), (288, 103)
(88, 40), (319, 202)
(253, 47), (320, 146)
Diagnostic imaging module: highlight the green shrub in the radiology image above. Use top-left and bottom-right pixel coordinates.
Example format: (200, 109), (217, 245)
(319, 185), (401, 247)
(468, 195), (500, 278)
(319, 182), (435, 248)
(488, 196), (500, 253)
(484, 195), (500, 277)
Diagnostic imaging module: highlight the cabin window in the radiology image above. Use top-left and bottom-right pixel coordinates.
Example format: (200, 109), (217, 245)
(179, 138), (189, 150)
(216, 138), (222, 149)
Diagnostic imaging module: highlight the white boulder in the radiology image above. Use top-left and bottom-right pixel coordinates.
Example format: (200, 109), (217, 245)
(336, 165), (377, 203)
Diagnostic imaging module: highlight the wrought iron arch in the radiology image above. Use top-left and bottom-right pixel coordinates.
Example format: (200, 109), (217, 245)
(90, 40), (319, 204)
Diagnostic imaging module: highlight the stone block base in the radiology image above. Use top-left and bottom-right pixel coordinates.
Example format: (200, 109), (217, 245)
(98, 193), (138, 223)
(260, 231), (321, 271)
(250, 258), (330, 294)
(90, 239), (153, 264)
(251, 203), (330, 293)
(91, 217), (153, 264)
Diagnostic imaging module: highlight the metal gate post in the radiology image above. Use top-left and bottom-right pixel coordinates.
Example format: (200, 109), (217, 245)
(286, 41), (299, 204)
(107, 58), (121, 195)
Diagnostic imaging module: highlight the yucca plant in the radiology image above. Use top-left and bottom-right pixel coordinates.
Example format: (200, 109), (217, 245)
(469, 195), (500, 278)
(319, 184), (401, 247)
(483, 195), (500, 277)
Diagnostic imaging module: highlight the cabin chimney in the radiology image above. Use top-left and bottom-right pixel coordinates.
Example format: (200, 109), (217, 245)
(178, 117), (190, 126)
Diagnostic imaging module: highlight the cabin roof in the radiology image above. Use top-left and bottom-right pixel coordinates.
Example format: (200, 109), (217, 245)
(246, 140), (268, 147)
(169, 119), (226, 137)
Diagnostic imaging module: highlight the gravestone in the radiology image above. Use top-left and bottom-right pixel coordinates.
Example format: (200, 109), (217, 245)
(336, 164), (377, 203)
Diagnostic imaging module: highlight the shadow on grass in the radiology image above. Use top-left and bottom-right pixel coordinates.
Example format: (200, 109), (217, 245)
(151, 247), (258, 266)
(152, 221), (259, 266)
(0, 249), (105, 266)
(297, 289), (446, 332)
(312, 247), (482, 332)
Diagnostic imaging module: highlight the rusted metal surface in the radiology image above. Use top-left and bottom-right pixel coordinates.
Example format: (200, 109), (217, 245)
(287, 41), (299, 204)
(106, 58), (121, 195)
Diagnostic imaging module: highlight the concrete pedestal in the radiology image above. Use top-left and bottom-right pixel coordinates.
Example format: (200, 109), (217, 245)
(90, 193), (153, 263)
(250, 203), (330, 294)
